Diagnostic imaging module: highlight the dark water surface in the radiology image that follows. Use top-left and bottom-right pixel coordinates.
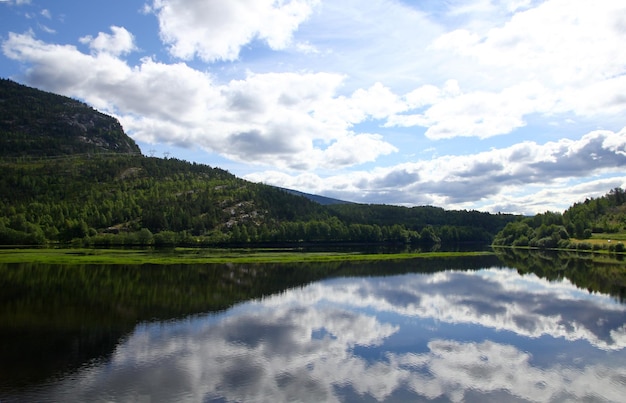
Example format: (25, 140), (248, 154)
(1, 252), (625, 402)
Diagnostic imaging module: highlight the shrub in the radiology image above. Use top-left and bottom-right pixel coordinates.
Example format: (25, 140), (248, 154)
(513, 235), (530, 247)
(557, 239), (571, 249)
(535, 236), (557, 249)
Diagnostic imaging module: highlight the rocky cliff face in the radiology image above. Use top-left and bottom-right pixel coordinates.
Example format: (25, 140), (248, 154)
(0, 78), (141, 157)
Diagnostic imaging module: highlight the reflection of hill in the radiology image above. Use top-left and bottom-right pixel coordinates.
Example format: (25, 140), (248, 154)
(0, 255), (499, 390)
(0, 260), (331, 390)
(0, 264), (336, 392)
(494, 248), (626, 302)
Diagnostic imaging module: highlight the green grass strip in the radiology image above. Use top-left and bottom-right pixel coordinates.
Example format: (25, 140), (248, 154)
(0, 248), (494, 265)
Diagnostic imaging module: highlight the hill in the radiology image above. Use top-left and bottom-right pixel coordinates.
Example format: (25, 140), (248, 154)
(0, 78), (140, 157)
(493, 188), (626, 252)
(0, 154), (517, 246)
(0, 79), (518, 246)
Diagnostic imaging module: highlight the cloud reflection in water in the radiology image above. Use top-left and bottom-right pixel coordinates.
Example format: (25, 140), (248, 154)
(44, 268), (626, 402)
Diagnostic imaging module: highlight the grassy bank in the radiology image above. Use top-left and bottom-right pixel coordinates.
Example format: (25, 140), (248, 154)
(0, 248), (494, 265)
(566, 233), (626, 251)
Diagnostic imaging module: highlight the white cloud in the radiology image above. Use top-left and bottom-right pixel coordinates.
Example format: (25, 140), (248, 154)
(79, 26), (136, 56)
(150, 0), (319, 61)
(434, 0), (626, 83)
(246, 127), (626, 213)
(321, 133), (398, 167)
(412, 0), (626, 138)
(38, 24), (55, 34)
(387, 80), (553, 139)
(474, 176), (626, 215)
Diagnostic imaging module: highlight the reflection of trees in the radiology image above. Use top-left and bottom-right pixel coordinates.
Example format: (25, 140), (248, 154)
(0, 261), (336, 390)
(494, 249), (626, 302)
(0, 255), (498, 390)
(331, 254), (502, 277)
(0, 255), (502, 329)
(0, 261), (330, 325)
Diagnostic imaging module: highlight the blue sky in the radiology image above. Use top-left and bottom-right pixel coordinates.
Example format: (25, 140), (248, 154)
(1, 0), (626, 214)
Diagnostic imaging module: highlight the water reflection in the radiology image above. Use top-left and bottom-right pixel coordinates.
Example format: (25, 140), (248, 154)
(0, 256), (499, 391)
(13, 266), (625, 402)
(495, 248), (626, 302)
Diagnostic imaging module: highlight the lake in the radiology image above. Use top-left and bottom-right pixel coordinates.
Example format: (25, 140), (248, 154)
(1, 250), (625, 402)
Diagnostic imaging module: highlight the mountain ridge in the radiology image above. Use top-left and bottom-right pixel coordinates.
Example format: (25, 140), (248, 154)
(0, 78), (140, 157)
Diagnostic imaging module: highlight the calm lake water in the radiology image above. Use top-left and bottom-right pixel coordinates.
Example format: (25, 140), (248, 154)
(1, 251), (625, 402)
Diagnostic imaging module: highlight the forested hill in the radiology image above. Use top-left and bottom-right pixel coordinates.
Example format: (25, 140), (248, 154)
(493, 188), (626, 251)
(0, 154), (518, 246)
(0, 78), (519, 246)
(0, 78), (140, 157)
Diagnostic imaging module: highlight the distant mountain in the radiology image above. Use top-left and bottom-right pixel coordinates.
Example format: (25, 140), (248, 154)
(278, 187), (353, 205)
(0, 78), (140, 157)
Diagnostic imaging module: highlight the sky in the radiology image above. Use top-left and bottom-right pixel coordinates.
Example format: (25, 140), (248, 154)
(1, 0), (626, 215)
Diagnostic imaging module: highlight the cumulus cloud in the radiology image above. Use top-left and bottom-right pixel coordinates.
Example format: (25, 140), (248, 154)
(387, 80), (554, 139)
(409, 0), (626, 138)
(79, 26), (136, 56)
(435, 0), (626, 86)
(246, 127), (626, 213)
(150, 0), (319, 61)
(2, 31), (396, 170)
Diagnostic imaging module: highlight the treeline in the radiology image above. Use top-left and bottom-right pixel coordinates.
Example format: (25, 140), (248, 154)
(493, 187), (626, 251)
(81, 220), (442, 247)
(329, 204), (510, 243)
(0, 155), (517, 246)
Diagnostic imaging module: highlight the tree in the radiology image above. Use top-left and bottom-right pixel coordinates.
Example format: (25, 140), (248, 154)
(420, 226), (441, 244)
(136, 228), (154, 245)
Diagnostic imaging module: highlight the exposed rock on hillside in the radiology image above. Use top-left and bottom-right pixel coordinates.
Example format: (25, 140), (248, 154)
(0, 78), (140, 157)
